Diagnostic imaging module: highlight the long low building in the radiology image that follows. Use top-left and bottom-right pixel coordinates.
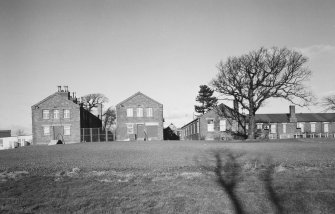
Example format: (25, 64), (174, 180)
(181, 105), (335, 140)
(254, 105), (335, 139)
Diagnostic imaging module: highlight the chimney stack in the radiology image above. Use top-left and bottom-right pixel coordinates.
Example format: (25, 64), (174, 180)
(289, 105), (297, 122)
(57, 86), (61, 92)
(98, 103), (103, 119)
(64, 86), (68, 92)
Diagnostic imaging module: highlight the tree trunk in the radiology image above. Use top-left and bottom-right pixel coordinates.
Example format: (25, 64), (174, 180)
(248, 111), (256, 139)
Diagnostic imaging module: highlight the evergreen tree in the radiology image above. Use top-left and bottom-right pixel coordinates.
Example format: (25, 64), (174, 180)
(194, 85), (218, 115)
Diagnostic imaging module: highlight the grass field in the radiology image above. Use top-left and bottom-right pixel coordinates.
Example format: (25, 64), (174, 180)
(1, 140), (335, 213)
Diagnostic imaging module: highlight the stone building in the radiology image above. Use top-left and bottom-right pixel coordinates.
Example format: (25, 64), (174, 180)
(115, 92), (164, 141)
(31, 86), (102, 145)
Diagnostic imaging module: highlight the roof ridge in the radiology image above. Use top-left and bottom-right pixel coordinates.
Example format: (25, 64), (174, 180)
(116, 91), (162, 106)
(32, 92), (58, 107)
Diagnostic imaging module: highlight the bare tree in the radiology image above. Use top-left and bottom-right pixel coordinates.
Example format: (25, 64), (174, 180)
(212, 47), (313, 139)
(81, 93), (109, 112)
(102, 107), (116, 130)
(321, 95), (335, 112)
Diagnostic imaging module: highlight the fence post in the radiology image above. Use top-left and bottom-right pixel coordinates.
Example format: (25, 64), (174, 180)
(90, 128), (93, 142)
(106, 129), (108, 142)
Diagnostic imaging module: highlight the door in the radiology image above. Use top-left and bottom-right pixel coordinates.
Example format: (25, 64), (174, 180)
(137, 124), (145, 140)
(146, 125), (158, 139)
(53, 126), (64, 141)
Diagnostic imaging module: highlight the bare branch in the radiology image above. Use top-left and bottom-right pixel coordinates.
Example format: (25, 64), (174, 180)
(81, 93), (109, 112)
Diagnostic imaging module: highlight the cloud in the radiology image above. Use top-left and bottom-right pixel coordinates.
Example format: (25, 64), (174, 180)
(295, 45), (335, 58)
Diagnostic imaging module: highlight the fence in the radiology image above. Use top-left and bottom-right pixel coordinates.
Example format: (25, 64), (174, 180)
(81, 128), (114, 142)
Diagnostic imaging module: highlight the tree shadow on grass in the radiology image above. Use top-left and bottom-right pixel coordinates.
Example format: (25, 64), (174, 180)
(210, 150), (295, 214)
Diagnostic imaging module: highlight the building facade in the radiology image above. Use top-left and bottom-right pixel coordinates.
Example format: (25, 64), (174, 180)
(254, 105), (335, 139)
(181, 104), (335, 141)
(115, 92), (164, 141)
(181, 103), (245, 141)
(31, 86), (102, 145)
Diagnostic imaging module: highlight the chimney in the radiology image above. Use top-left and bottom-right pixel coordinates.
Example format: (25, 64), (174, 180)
(233, 100), (239, 113)
(64, 86), (68, 92)
(57, 86), (61, 92)
(98, 103), (103, 119)
(289, 105), (297, 122)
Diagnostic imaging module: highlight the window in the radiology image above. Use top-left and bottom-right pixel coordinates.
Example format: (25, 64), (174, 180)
(43, 126), (50, 135)
(232, 120), (238, 132)
(53, 110), (59, 119)
(64, 126), (71, 135)
(64, 109), (70, 118)
(127, 108), (133, 117)
(42, 110), (49, 119)
(282, 123), (287, 134)
(197, 121), (200, 133)
(270, 124), (276, 134)
(257, 123), (263, 129)
(127, 124), (134, 134)
(193, 123), (196, 134)
(220, 119), (226, 131)
(146, 108), (153, 117)
(311, 123), (316, 133)
(137, 108), (143, 117)
(297, 122), (304, 132)
(207, 119), (214, 132)
(324, 123), (329, 133)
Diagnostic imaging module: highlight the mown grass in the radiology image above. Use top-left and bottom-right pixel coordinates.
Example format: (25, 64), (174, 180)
(1, 140), (335, 213)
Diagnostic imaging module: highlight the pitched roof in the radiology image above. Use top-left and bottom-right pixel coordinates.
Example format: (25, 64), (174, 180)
(255, 113), (335, 123)
(116, 91), (163, 106)
(32, 92), (59, 107)
(31, 92), (77, 108)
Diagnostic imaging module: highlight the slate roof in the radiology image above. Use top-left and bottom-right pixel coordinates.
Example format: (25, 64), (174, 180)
(255, 113), (335, 123)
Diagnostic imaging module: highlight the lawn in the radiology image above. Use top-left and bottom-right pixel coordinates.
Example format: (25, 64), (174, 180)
(1, 140), (335, 213)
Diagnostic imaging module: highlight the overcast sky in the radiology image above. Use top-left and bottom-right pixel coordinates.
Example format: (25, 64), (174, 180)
(1, 0), (335, 133)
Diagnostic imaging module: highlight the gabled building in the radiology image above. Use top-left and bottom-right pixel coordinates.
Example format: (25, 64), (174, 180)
(115, 92), (164, 141)
(254, 105), (335, 139)
(31, 86), (102, 145)
(181, 103), (245, 141)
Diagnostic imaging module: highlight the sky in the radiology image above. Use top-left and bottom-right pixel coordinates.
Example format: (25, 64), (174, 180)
(1, 0), (335, 134)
